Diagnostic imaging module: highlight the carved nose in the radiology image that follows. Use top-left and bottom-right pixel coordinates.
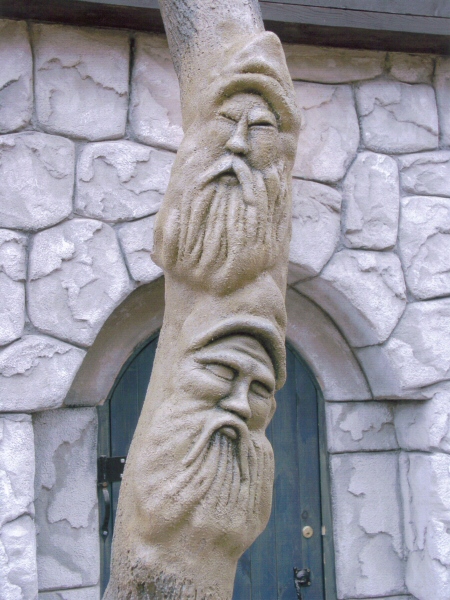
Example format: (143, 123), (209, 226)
(220, 388), (252, 421)
(225, 119), (249, 155)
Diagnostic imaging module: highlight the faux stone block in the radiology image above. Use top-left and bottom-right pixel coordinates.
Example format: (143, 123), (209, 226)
(129, 34), (183, 151)
(39, 587), (100, 600)
(399, 196), (450, 300)
(33, 24), (129, 140)
(0, 230), (27, 282)
(289, 179), (341, 280)
(0, 133), (74, 231)
(29, 219), (131, 347)
(0, 335), (85, 412)
(331, 453), (405, 598)
(400, 453), (450, 600)
(284, 45), (385, 83)
(34, 408), (99, 591)
(435, 57), (450, 145)
(0, 20), (32, 133)
(326, 402), (397, 453)
(0, 515), (38, 600)
(293, 83), (359, 183)
(76, 141), (174, 222)
(296, 250), (406, 347)
(343, 151), (399, 250)
(356, 82), (439, 153)
(389, 53), (434, 84)
(117, 215), (163, 284)
(0, 273), (24, 346)
(399, 151), (450, 198)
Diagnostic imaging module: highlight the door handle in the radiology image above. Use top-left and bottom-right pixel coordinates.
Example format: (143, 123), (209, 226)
(99, 482), (111, 539)
(294, 567), (311, 599)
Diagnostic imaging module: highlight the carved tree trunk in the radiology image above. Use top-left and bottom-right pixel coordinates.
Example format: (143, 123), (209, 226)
(104, 1), (300, 598)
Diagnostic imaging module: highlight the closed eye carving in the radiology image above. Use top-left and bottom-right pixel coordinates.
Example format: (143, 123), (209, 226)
(250, 380), (272, 399)
(204, 362), (236, 382)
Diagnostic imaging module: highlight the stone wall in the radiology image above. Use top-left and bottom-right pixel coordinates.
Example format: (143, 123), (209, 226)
(0, 17), (449, 600)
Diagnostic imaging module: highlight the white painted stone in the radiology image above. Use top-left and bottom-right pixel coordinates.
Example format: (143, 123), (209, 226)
(33, 24), (129, 140)
(0, 515), (38, 600)
(398, 151), (450, 198)
(296, 250), (406, 347)
(389, 53), (435, 84)
(326, 402), (397, 453)
(34, 408), (99, 591)
(293, 83), (359, 183)
(76, 141), (174, 222)
(129, 34), (183, 151)
(39, 587), (100, 600)
(400, 453), (450, 600)
(343, 151), (399, 250)
(284, 44), (385, 83)
(356, 82), (439, 153)
(0, 132), (74, 231)
(399, 196), (450, 300)
(28, 219), (131, 347)
(0, 335), (85, 412)
(435, 57), (450, 146)
(359, 299), (450, 395)
(0, 273), (24, 346)
(289, 179), (341, 280)
(331, 453), (405, 598)
(0, 230), (27, 282)
(117, 215), (163, 283)
(0, 20), (32, 133)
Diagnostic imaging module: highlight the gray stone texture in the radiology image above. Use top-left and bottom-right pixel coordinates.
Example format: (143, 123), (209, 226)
(399, 195), (450, 300)
(0, 335), (85, 412)
(331, 452), (405, 598)
(296, 250), (406, 347)
(0, 515), (38, 600)
(326, 402), (397, 453)
(28, 219), (131, 346)
(39, 587), (100, 600)
(435, 57), (450, 145)
(0, 20), (33, 133)
(33, 24), (129, 140)
(129, 34), (183, 151)
(389, 53), (434, 84)
(117, 215), (163, 284)
(400, 452), (450, 600)
(34, 408), (99, 592)
(399, 151), (450, 198)
(293, 83), (359, 183)
(343, 151), (400, 250)
(0, 132), (74, 231)
(0, 229), (27, 346)
(285, 45), (385, 83)
(289, 179), (341, 280)
(356, 81), (439, 153)
(76, 141), (174, 222)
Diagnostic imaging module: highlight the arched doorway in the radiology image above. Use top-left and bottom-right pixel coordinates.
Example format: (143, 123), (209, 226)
(97, 333), (336, 599)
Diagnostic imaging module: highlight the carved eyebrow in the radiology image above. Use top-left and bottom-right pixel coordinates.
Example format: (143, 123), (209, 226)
(247, 107), (277, 127)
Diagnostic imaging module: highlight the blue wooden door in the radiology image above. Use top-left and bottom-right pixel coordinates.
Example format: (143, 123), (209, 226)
(98, 335), (329, 599)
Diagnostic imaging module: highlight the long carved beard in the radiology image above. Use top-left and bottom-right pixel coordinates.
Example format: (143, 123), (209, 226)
(154, 155), (289, 292)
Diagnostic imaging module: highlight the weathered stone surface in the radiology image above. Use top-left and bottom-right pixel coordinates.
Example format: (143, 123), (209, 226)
(0, 273), (24, 346)
(400, 452), (450, 600)
(129, 34), (183, 151)
(293, 83), (359, 183)
(34, 408), (99, 591)
(0, 230), (27, 282)
(435, 57), (450, 146)
(389, 53), (434, 84)
(399, 151), (450, 198)
(0, 414), (34, 528)
(331, 453), (405, 598)
(117, 216), (163, 283)
(296, 250), (406, 347)
(0, 515), (38, 600)
(356, 82), (439, 153)
(289, 179), (341, 280)
(39, 587), (100, 600)
(358, 299), (450, 395)
(0, 133), (74, 231)
(0, 20), (32, 133)
(326, 402), (397, 453)
(76, 141), (174, 222)
(342, 152), (399, 250)
(284, 44), (385, 83)
(33, 24), (129, 140)
(29, 219), (131, 347)
(395, 384), (450, 453)
(399, 195), (450, 300)
(0, 335), (85, 412)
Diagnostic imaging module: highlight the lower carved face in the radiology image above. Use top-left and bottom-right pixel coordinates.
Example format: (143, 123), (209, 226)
(134, 334), (276, 558)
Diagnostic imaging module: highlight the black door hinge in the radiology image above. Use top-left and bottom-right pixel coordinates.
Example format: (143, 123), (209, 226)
(97, 455), (127, 484)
